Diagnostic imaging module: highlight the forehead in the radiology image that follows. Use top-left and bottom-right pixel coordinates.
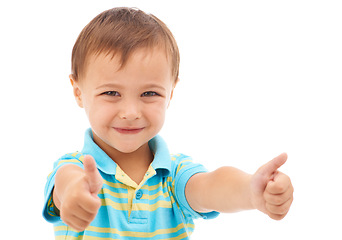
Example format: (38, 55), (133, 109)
(83, 47), (173, 85)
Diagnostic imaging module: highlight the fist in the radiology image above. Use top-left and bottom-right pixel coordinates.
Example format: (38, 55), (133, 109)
(59, 155), (103, 231)
(250, 153), (294, 220)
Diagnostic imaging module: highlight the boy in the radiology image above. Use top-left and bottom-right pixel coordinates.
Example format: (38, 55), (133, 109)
(43, 7), (293, 239)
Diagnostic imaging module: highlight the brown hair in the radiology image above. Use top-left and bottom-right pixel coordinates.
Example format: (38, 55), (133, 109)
(71, 7), (180, 83)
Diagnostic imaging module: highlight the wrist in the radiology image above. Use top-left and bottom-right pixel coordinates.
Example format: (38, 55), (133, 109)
(249, 172), (268, 214)
(245, 174), (256, 210)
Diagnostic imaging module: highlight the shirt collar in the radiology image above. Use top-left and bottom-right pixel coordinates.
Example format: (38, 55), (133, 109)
(149, 134), (171, 177)
(81, 128), (171, 177)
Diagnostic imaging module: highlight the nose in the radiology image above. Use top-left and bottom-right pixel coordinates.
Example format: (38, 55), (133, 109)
(119, 99), (141, 120)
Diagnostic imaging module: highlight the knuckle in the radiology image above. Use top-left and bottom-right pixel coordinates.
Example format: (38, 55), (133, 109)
(71, 225), (83, 232)
(266, 202), (289, 216)
(87, 205), (97, 214)
(277, 205), (288, 215)
(89, 198), (102, 213)
(273, 195), (285, 205)
(270, 213), (285, 221)
(265, 193), (284, 205)
(71, 219), (89, 232)
(95, 198), (102, 208)
(272, 183), (286, 193)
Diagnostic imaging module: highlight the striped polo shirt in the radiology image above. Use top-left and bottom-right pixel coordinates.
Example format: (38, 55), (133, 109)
(43, 129), (219, 239)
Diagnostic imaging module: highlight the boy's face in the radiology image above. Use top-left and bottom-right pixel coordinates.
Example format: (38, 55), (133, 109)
(71, 47), (176, 154)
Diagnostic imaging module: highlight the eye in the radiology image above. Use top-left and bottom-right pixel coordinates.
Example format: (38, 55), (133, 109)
(102, 91), (120, 97)
(141, 91), (159, 97)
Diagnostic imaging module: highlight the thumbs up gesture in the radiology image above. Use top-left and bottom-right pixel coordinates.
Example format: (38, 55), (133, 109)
(54, 155), (103, 231)
(250, 153), (294, 220)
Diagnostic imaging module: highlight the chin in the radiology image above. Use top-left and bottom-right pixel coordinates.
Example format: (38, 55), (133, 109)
(112, 139), (146, 153)
(115, 146), (139, 154)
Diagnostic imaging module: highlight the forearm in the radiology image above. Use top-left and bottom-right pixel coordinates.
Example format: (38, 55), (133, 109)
(208, 167), (254, 212)
(53, 164), (85, 210)
(186, 166), (254, 213)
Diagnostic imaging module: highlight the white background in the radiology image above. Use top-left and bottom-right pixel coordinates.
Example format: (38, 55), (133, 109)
(1, 0), (341, 239)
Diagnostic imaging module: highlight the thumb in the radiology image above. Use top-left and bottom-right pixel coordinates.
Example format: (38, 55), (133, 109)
(256, 153), (288, 179)
(83, 155), (103, 194)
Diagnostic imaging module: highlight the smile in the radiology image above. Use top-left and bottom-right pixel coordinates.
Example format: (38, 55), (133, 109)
(113, 127), (145, 134)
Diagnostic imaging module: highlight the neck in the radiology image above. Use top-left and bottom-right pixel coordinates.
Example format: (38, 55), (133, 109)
(92, 132), (154, 183)
(111, 143), (153, 170)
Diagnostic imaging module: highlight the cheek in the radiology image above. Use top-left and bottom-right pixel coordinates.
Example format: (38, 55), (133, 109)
(146, 102), (167, 126)
(85, 100), (116, 126)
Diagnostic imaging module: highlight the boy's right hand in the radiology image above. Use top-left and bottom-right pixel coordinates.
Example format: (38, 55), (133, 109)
(54, 155), (103, 232)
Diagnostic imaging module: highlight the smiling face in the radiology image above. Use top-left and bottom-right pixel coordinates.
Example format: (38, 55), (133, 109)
(71, 47), (176, 156)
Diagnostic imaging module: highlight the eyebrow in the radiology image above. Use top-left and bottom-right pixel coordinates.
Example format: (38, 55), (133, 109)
(96, 83), (166, 91)
(96, 83), (121, 90)
(143, 84), (166, 92)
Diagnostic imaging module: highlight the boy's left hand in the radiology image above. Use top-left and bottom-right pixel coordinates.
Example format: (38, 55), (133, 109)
(250, 153), (294, 220)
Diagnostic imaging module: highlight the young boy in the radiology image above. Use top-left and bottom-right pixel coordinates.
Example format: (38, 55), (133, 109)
(43, 7), (293, 239)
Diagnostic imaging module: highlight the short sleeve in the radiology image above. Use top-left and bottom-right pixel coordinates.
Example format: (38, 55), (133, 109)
(42, 152), (85, 223)
(172, 154), (220, 220)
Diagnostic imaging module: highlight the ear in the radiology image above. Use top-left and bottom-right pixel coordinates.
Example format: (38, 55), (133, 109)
(167, 78), (179, 108)
(69, 74), (84, 108)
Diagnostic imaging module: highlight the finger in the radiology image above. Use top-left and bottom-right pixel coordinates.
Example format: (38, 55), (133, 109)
(266, 196), (293, 216)
(60, 206), (90, 232)
(266, 172), (293, 194)
(264, 185), (293, 205)
(60, 197), (100, 231)
(78, 194), (102, 215)
(72, 202), (98, 222)
(83, 155), (103, 194)
(257, 153), (288, 179)
(64, 214), (90, 232)
(267, 212), (288, 221)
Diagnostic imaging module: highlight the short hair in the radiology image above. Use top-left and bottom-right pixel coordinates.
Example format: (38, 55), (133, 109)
(71, 7), (180, 83)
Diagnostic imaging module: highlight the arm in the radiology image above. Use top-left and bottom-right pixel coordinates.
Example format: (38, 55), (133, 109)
(53, 155), (103, 231)
(185, 167), (253, 213)
(185, 153), (294, 220)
